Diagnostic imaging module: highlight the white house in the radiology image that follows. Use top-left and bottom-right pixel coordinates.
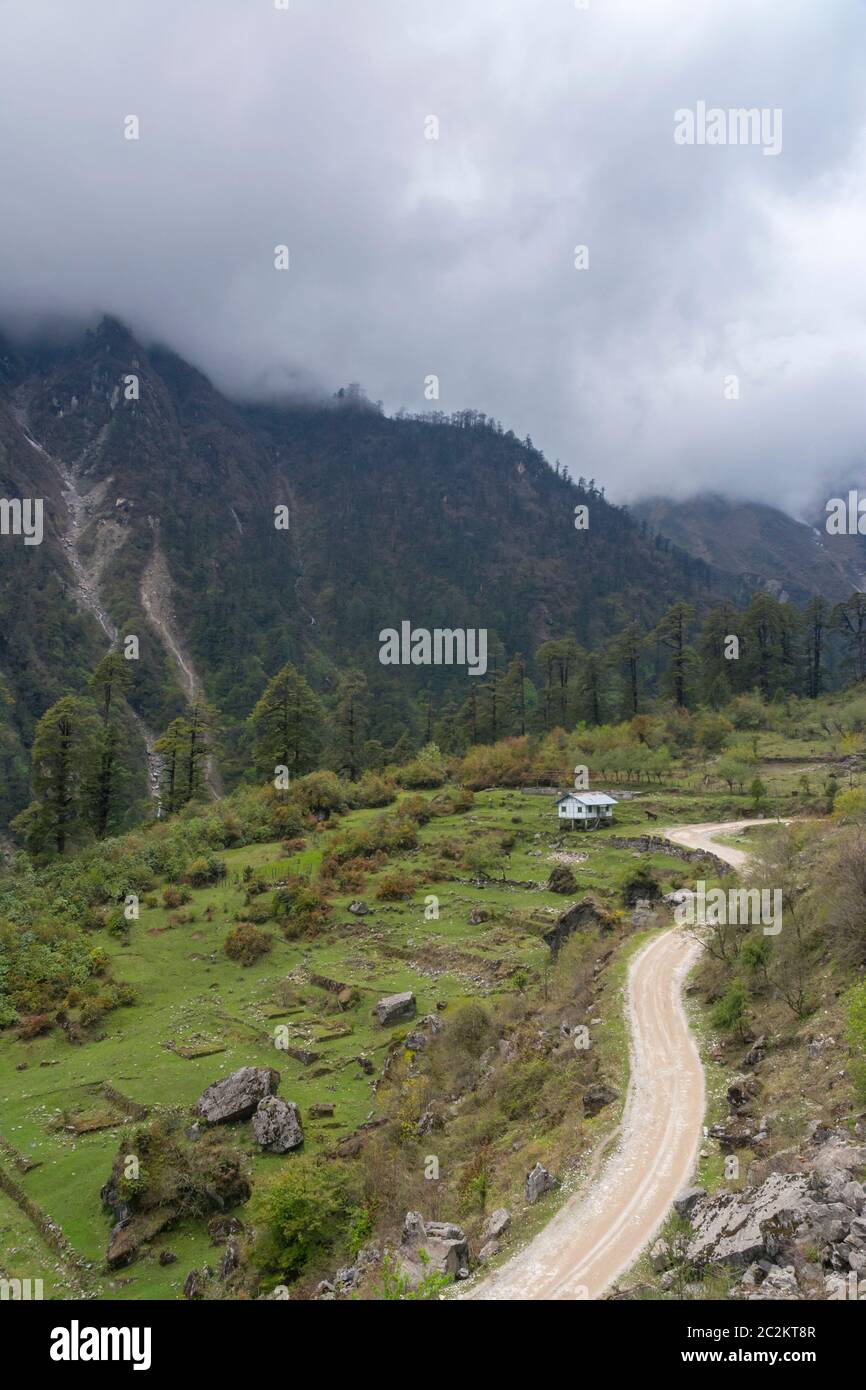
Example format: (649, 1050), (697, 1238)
(556, 791), (618, 828)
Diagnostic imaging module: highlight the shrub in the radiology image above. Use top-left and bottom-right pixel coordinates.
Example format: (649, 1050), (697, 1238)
(694, 713), (733, 754)
(272, 878), (331, 937)
(269, 801), (305, 839)
(183, 855), (227, 888)
(832, 788), (866, 823)
(167, 911), (195, 928)
(711, 981), (748, 1036)
(845, 981), (866, 1102)
(727, 693), (768, 731)
(547, 864), (577, 894)
(104, 1119), (250, 1222)
(16, 1012), (54, 1040)
(224, 922), (273, 966)
(620, 865), (660, 906)
(462, 837), (503, 879)
(397, 743), (447, 789)
(374, 871), (417, 901)
(323, 811), (419, 868)
(289, 771), (349, 818)
(164, 881), (191, 904)
(251, 1157), (355, 1286)
(354, 773), (397, 808)
(498, 1057), (549, 1120)
(375, 1252), (451, 1301)
(236, 899), (272, 924)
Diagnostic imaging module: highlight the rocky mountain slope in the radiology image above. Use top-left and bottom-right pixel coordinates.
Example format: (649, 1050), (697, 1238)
(0, 317), (724, 824)
(632, 493), (865, 605)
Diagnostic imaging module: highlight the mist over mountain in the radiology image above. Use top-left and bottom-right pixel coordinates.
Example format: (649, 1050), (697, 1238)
(0, 316), (732, 828)
(3, 0), (866, 512)
(632, 493), (866, 604)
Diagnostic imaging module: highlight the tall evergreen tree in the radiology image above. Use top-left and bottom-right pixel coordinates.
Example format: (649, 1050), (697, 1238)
(155, 716), (187, 816)
(330, 670), (369, 781)
(90, 651), (134, 838)
(90, 651), (133, 722)
(832, 592), (866, 683)
(247, 664), (323, 779)
(608, 621), (643, 716)
(14, 696), (102, 854)
(803, 595), (829, 698)
(651, 603), (695, 708)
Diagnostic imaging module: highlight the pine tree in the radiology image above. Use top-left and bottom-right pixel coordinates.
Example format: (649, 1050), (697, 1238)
(331, 670), (368, 780)
(183, 699), (218, 802)
(803, 595), (828, 698)
(651, 603), (695, 708)
(832, 593), (866, 683)
(608, 622), (642, 716)
(247, 664), (323, 780)
(90, 651), (134, 837)
(15, 695), (102, 853)
(90, 651), (132, 722)
(155, 717), (187, 815)
(501, 654), (528, 736)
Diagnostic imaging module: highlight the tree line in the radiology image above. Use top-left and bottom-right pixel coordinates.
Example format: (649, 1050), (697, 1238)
(14, 588), (866, 857)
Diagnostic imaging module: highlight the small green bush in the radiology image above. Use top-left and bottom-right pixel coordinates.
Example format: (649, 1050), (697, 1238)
(224, 922), (273, 966)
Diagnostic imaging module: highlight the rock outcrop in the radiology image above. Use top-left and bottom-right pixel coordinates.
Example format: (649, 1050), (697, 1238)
(678, 1135), (866, 1299)
(525, 1162), (558, 1204)
(375, 992), (416, 1026)
(583, 1082), (619, 1117)
(543, 897), (616, 958)
(687, 1172), (811, 1268)
(397, 1210), (469, 1285)
(252, 1097), (304, 1152)
(195, 1067), (280, 1124)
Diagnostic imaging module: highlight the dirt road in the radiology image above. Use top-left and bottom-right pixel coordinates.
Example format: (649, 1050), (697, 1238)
(466, 817), (782, 1301)
(664, 817), (791, 869)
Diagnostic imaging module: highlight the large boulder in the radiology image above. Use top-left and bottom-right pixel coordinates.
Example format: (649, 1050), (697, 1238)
(745, 1264), (800, 1301)
(106, 1209), (175, 1270)
(397, 1210), (469, 1285)
(525, 1162), (558, 1205)
(195, 1067), (280, 1124)
(543, 897), (615, 958)
(482, 1208), (511, 1242)
(375, 992), (416, 1026)
(687, 1173), (811, 1268)
(404, 1014), (442, 1051)
(808, 1137), (866, 1179)
(674, 1186), (707, 1219)
(252, 1097), (304, 1153)
(583, 1082), (618, 1117)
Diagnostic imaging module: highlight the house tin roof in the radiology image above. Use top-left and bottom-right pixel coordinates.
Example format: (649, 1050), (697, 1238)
(556, 792), (618, 806)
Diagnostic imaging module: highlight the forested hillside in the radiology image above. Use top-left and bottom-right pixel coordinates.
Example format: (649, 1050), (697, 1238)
(0, 317), (861, 840)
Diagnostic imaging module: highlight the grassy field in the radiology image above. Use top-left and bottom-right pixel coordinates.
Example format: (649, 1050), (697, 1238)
(1, 736), (853, 1301)
(0, 782), (722, 1300)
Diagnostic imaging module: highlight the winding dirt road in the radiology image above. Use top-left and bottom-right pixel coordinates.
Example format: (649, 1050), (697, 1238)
(664, 816), (790, 870)
(466, 818), (782, 1301)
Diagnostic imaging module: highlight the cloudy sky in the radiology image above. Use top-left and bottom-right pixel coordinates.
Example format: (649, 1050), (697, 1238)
(1, 0), (865, 514)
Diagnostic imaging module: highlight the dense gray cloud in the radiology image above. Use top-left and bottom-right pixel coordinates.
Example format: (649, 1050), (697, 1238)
(1, 0), (865, 515)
